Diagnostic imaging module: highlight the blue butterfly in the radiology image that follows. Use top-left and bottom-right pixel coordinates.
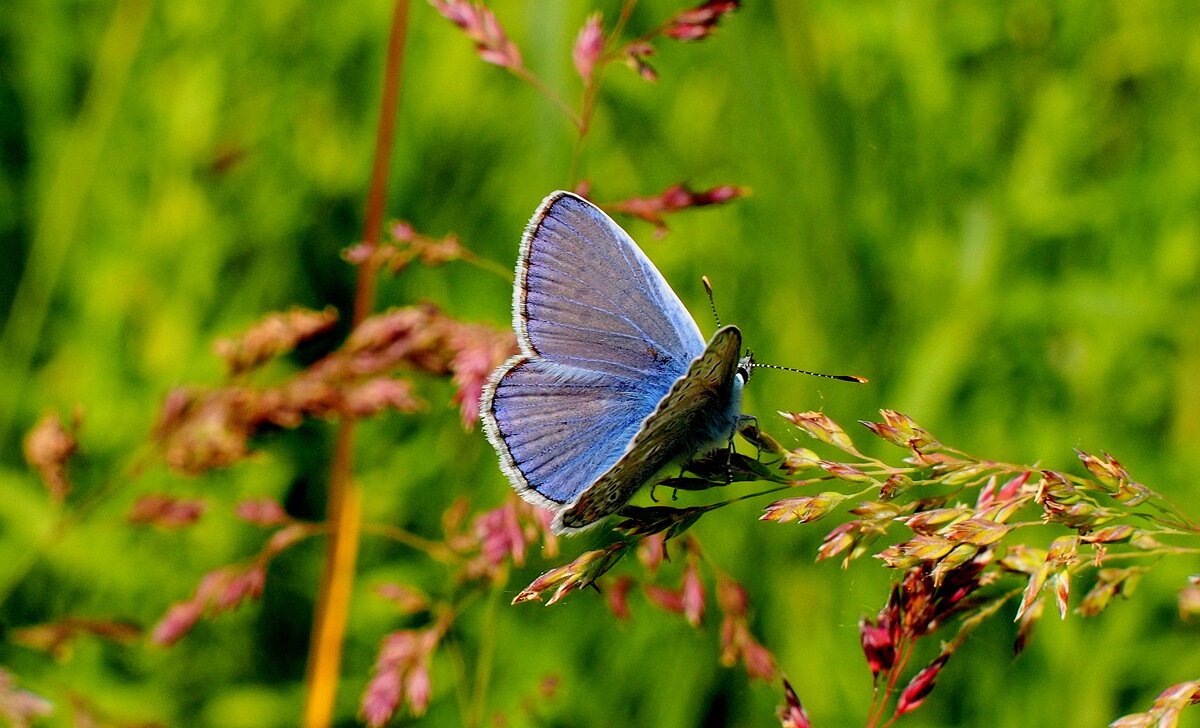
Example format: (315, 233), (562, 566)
(480, 191), (751, 534)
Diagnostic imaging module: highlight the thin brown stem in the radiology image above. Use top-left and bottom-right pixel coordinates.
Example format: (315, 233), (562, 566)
(460, 251), (517, 280)
(466, 588), (501, 728)
(871, 639), (914, 728)
(301, 1), (411, 726)
(568, 58), (601, 185)
(1093, 548), (1200, 561)
(612, 0), (638, 40)
(360, 522), (463, 564)
(568, 0), (636, 185)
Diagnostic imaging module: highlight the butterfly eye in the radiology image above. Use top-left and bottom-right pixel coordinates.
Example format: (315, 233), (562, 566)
(736, 355), (754, 383)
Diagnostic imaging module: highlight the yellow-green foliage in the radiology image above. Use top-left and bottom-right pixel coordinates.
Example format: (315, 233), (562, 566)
(2, 1), (1199, 726)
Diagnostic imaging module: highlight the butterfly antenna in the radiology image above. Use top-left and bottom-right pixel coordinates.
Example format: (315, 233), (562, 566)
(750, 359), (868, 384)
(701, 276), (722, 328)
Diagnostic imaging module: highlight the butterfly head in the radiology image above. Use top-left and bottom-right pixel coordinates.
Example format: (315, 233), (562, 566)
(737, 352), (755, 384)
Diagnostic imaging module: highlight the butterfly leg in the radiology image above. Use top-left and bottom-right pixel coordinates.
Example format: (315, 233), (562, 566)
(723, 434), (738, 485)
(738, 414), (761, 460)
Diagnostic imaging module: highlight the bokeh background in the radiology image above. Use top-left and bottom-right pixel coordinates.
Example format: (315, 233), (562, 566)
(3, 0), (1200, 725)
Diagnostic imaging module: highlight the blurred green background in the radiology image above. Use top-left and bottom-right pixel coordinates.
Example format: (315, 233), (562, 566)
(3, 0), (1200, 725)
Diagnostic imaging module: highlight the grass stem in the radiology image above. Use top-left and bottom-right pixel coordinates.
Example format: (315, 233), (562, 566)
(301, 1), (411, 725)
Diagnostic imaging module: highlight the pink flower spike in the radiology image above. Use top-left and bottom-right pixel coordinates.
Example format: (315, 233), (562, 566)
(214, 565), (266, 612)
(213, 306), (339, 376)
(0, 668), (53, 725)
(741, 636), (779, 681)
(235, 497), (291, 527)
(430, 0), (472, 28)
(623, 42), (658, 82)
(361, 668), (402, 728)
(607, 183), (748, 235)
(450, 325), (517, 427)
(896, 653), (949, 716)
(573, 13), (604, 84)
(361, 627), (442, 724)
(342, 377), (423, 418)
(975, 475), (997, 509)
(23, 410), (79, 502)
(675, 0), (741, 24)
(645, 584), (685, 614)
(638, 533), (666, 574)
(127, 494), (207, 529)
(717, 578), (748, 618)
(666, 0), (740, 42)
(858, 617), (896, 677)
(719, 616), (739, 666)
(681, 557), (706, 627)
(606, 575), (634, 621)
(474, 500), (527, 568)
(150, 601), (204, 646)
(390, 221), (415, 242)
(404, 662), (432, 715)
(998, 471), (1032, 500)
(195, 567), (235, 603)
(778, 677), (812, 728)
(430, 0), (523, 69)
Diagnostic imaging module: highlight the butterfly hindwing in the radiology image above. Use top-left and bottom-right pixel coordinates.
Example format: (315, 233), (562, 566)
(480, 354), (666, 509)
(558, 326), (744, 532)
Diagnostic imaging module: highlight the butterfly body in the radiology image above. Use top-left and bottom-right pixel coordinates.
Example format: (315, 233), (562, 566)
(481, 191), (749, 534)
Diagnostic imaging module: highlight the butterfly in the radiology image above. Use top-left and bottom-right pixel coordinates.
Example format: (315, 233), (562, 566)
(480, 191), (752, 535)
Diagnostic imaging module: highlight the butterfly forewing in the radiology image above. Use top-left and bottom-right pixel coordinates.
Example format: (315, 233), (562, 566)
(517, 192), (707, 379)
(558, 326), (744, 532)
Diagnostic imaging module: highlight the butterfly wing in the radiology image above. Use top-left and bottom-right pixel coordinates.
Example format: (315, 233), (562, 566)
(482, 192), (711, 511)
(515, 191), (707, 379)
(557, 325), (745, 533)
(481, 355), (667, 509)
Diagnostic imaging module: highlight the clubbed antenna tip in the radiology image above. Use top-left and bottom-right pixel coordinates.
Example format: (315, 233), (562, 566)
(751, 361), (868, 383)
(701, 275), (721, 328)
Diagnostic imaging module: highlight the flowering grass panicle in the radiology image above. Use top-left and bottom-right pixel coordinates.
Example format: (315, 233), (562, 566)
(777, 677), (812, 728)
(22, 410), (79, 503)
(0, 668), (52, 728)
(1109, 681), (1200, 728)
(607, 183), (749, 237)
(572, 13), (604, 84)
(152, 303), (515, 474)
(126, 494), (206, 529)
(509, 403), (1199, 726)
(664, 0), (740, 40)
(361, 624), (445, 724)
(429, 1), (522, 69)
(11, 619), (140, 661)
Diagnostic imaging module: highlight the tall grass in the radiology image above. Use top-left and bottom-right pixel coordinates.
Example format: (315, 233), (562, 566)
(2, 1), (1199, 726)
